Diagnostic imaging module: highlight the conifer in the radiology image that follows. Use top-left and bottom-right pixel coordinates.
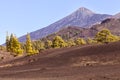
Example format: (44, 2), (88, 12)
(75, 38), (86, 45)
(6, 33), (23, 56)
(52, 36), (66, 48)
(95, 29), (120, 43)
(26, 33), (33, 55)
(6, 32), (10, 51)
(45, 40), (52, 49)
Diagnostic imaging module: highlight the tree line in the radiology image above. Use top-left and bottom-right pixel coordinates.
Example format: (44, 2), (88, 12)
(2, 29), (120, 56)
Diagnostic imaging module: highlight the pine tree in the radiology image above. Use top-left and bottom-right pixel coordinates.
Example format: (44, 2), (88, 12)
(45, 40), (52, 49)
(20, 43), (26, 52)
(26, 33), (33, 55)
(32, 40), (45, 51)
(75, 38), (86, 45)
(6, 33), (23, 56)
(52, 36), (66, 48)
(86, 38), (97, 44)
(12, 36), (23, 56)
(66, 39), (76, 47)
(6, 32), (10, 51)
(25, 33), (38, 55)
(95, 29), (120, 43)
(9, 34), (14, 52)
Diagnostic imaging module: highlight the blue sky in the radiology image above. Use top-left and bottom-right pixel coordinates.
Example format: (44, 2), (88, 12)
(0, 0), (120, 44)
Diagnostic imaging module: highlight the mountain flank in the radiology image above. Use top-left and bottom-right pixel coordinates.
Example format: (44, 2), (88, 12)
(19, 7), (112, 42)
(40, 18), (120, 41)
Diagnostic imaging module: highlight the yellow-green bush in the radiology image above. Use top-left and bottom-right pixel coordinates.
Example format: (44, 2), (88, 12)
(66, 39), (76, 47)
(86, 38), (97, 44)
(75, 38), (86, 45)
(45, 40), (52, 49)
(95, 29), (120, 43)
(52, 36), (67, 48)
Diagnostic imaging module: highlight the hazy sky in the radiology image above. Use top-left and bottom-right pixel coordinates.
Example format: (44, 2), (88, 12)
(0, 0), (120, 44)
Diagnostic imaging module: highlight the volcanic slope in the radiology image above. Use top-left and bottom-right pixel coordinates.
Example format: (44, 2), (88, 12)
(40, 18), (120, 41)
(19, 7), (111, 42)
(0, 42), (120, 80)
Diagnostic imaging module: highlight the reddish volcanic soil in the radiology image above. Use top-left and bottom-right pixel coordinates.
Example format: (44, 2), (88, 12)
(0, 42), (120, 80)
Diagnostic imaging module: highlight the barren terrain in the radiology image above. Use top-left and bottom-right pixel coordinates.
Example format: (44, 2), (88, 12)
(0, 42), (120, 80)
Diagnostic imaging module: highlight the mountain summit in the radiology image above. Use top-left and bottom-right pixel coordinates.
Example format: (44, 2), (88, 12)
(77, 7), (95, 15)
(19, 7), (112, 42)
(69, 7), (95, 21)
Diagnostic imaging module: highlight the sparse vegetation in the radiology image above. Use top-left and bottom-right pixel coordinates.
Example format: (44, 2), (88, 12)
(3, 28), (120, 57)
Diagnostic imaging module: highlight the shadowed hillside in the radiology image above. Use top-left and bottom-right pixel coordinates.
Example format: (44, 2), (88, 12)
(40, 18), (120, 41)
(42, 26), (91, 40)
(91, 18), (120, 36)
